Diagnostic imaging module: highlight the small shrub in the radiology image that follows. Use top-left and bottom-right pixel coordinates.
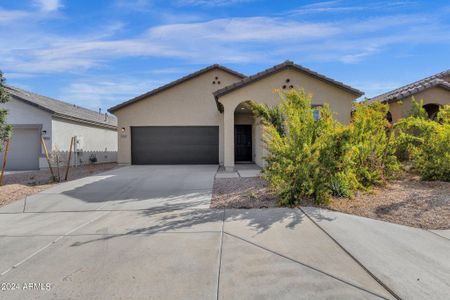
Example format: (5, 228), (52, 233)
(247, 191), (257, 200)
(49, 148), (63, 182)
(395, 100), (450, 181)
(89, 154), (98, 164)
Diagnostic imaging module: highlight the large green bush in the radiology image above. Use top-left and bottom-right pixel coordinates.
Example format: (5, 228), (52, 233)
(251, 90), (351, 204)
(252, 90), (449, 205)
(395, 99), (450, 181)
(349, 100), (400, 187)
(251, 90), (398, 205)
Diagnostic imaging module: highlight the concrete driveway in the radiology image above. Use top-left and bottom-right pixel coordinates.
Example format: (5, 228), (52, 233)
(0, 165), (448, 299)
(1, 165), (216, 213)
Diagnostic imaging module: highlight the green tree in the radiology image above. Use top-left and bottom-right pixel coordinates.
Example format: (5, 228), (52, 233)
(0, 71), (12, 151)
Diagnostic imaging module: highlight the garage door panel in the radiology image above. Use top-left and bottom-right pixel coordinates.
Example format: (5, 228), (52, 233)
(0, 127), (40, 170)
(131, 126), (219, 164)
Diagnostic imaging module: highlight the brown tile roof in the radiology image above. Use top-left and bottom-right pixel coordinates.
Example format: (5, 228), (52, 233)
(5, 86), (117, 129)
(213, 60), (364, 103)
(108, 64), (245, 113)
(369, 69), (450, 103)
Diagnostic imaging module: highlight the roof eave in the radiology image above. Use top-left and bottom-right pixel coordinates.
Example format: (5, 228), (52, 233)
(52, 113), (117, 130)
(371, 79), (450, 103)
(213, 62), (364, 100)
(108, 64), (246, 113)
(369, 69), (450, 102)
(9, 94), (55, 114)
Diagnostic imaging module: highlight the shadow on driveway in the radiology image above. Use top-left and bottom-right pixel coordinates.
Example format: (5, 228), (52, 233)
(70, 206), (310, 247)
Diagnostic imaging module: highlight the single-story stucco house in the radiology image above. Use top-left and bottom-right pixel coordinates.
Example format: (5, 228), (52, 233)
(0, 86), (118, 170)
(370, 69), (450, 122)
(108, 60), (363, 171)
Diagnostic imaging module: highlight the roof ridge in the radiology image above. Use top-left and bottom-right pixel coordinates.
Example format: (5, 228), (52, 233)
(214, 60), (363, 99)
(7, 85), (94, 113)
(108, 64), (246, 113)
(5, 85), (117, 128)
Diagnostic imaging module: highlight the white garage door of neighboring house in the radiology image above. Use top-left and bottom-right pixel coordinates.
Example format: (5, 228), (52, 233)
(0, 126), (41, 170)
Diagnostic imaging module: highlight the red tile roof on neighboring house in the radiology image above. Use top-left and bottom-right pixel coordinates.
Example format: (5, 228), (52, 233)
(369, 69), (450, 103)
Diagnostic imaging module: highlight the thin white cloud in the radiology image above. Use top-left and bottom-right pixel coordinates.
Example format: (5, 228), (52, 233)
(114, 0), (152, 11)
(352, 81), (403, 99)
(148, 17), (338, 42)
(33, 0), (62, 12)
(290, 0), (364, 15)
(0, 9), (30, 23)
(1, 7), (449, 74)
(0, 16), (339, 73)
(290, 0), (416, 15)
(176, 0), (253, 7)
(62, 77), (165, 110)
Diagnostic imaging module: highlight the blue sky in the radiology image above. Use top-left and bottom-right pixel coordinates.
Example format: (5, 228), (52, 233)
(1, 0), (449, 112)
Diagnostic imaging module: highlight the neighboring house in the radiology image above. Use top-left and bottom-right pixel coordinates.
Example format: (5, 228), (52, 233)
(370, 70), (450, 122)
(0, 86), (118, 171)
(108, 60), (363, 171)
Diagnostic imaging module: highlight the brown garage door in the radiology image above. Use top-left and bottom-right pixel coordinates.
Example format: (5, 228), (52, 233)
(131, 126), (219, 164)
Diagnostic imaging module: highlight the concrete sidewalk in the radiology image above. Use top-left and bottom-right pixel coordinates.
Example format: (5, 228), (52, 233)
(302, 207), (450, 300)
(0, 208), (393, 299)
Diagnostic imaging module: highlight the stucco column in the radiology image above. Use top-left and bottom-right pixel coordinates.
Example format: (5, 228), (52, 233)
(223, 105), (235, 171)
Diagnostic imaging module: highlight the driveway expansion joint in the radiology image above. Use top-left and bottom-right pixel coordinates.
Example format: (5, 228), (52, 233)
(299, 207), (402, 300)
(22, 196), (27, 213)
(0, 210), (110, 277)
(0, 231), (223, 238)
(427, 230), (450, 241)
(223, 230), (391, 299)
(216, 208), (226, 300)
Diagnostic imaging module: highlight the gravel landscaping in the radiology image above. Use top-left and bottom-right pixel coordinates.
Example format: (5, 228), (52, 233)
(211, 177), (278, 208)
(325, 174), (450, 230)
(211, 174), (450, 229)
(0, 163), (120, 207)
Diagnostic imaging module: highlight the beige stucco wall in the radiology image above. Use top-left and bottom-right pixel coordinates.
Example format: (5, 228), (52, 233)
(218, 68), (360, 169)
(52, 118), (118, 165)
(388, 86), (450, 122)
(112, 69), (242, 164)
